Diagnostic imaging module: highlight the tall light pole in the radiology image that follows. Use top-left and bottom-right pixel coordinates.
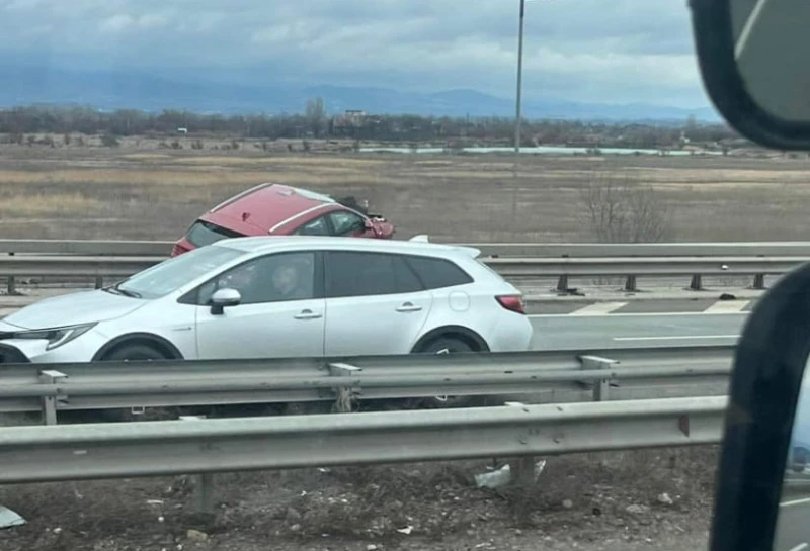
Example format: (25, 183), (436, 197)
(514, 0), (525, 154)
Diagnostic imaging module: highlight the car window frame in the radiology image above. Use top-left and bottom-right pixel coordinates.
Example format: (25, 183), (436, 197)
(324, 250), (425, 299)
(178, 250), (325, 306)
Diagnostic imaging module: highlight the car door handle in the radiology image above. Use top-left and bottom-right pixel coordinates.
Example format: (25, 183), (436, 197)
(295, 309), (323, 319)
(396, 302), (423, 312)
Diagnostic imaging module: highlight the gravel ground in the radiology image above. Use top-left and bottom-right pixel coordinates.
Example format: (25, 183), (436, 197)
(0, 447), (717, 551)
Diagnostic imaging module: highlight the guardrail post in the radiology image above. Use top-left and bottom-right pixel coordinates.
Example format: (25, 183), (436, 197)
(556, 274), (569, 293)
(6, 252), (14, 295)
(504, 402), (538, 495)
(180, 416), (217, 520)
(38, 369), (67, 425)
(624, 275), (637, 292)
(94, 276), (103, 289)
(690, 274), (703, 291)
(328, 362), (361, 413)
(579, 356), (618, 401)
(753, 273), (765, 289)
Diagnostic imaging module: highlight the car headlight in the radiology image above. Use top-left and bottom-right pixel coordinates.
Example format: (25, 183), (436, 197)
(12, 323), (97, 350)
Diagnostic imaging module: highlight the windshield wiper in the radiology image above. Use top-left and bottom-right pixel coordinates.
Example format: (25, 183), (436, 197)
(104, 283), (142, 298)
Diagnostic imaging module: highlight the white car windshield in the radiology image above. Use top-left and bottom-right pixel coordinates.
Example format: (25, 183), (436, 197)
(116, 246), (243, 299)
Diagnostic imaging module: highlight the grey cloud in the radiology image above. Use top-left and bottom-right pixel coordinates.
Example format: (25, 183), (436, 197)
(0, 0), (711, 109)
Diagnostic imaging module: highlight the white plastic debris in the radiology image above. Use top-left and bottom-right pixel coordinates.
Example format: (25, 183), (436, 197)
(657, 492), (674, 505)
(475, 465), (512, 489)
(0, 506), (25, 529)
(535, 460), (547, 479)
(396, 526), (414, 535)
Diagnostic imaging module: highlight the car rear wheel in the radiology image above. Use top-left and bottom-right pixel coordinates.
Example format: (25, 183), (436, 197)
(417, 337), (476, 408)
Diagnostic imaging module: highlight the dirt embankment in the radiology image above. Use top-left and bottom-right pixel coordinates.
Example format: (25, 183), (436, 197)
(0, 447), (717, 551)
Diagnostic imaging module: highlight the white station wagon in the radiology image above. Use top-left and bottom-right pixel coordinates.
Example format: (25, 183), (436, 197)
(0, 237), (533, 364)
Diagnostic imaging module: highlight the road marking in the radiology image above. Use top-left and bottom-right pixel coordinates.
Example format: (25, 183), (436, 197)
(613, 335), (738, 342)
(780, 496), (810, 508)
(527, 311), (748, 318)
(568, 302), (628, 316)
(789, 543), (809, 551)
(704, 300), (750, 314)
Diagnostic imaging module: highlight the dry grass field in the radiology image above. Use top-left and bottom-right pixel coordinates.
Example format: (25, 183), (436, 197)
(0, 142), (809, 243)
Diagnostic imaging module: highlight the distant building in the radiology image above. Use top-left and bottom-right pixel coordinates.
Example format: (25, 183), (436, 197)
(332, 110), (368, 129)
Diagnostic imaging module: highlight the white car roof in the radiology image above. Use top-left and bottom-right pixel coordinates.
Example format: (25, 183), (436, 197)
(212, 236), (480, 259)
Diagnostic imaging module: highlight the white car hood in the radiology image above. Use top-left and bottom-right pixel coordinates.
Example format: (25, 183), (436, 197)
(2, 290), (147, 330)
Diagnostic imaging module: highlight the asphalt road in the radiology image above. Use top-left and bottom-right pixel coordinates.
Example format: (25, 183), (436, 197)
(776, 494), (810, 551)
(529, 312), (745, 350)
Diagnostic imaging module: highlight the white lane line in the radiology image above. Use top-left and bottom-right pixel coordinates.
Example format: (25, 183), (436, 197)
(704, 300), (750, 314)
(613, 335), (738, 342)
(527, 311), (748, 318)
(788, 543), (809, 551)
(568, 302), (628, 316)
(780, 496), (810, 508)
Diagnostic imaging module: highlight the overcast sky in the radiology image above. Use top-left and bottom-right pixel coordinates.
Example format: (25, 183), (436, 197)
(0, 0), (712, 108)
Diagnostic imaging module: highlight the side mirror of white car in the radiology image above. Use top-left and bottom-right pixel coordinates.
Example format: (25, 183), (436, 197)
(210, 288), (241, 315)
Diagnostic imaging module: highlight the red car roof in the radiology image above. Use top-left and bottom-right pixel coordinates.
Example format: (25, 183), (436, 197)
(200, 183), (335, 235)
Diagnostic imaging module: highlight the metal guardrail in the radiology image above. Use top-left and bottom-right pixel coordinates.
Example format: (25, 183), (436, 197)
(2, 239), (809, 292)
(0, 346), (733, 424)
(4, 239), (810, 258)
(0, 395), (727, 484)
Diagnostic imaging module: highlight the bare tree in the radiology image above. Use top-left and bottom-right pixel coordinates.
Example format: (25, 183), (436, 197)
(580, 172), (671, 243)
(305, 97), (326, 138)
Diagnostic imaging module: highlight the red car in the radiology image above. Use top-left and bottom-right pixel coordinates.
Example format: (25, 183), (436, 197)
(172, 183), (395, 256)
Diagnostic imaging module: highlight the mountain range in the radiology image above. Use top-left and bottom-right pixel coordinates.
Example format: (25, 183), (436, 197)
(0, 65), (720, 122)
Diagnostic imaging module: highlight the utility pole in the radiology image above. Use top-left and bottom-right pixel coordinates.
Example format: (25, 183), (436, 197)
(514, 0), (525, 154)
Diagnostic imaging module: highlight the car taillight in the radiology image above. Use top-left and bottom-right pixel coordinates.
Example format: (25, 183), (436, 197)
(496, 295), (525, 314)
(171, 243), (189, 257)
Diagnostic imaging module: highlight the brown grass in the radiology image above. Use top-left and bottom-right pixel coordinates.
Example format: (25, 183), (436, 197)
(0, 193), (103, 216)
(0, 145), (809, 243)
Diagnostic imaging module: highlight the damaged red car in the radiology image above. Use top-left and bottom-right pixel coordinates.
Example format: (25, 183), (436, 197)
(172, 183), (395, 256)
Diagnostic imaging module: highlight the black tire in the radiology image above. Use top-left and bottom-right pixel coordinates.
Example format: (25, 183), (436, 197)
(98, 343), (174, 422)
(102, 343), (169, 362)
(416, 337), (476, 408)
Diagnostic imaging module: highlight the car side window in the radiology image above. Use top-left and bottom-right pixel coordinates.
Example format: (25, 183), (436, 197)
(405, 256), (473, 289)
(294, 215), (330, 236)
(326, 252), (423, 298)
(329, 210), (365, 236)
(195, 252), (317, 305)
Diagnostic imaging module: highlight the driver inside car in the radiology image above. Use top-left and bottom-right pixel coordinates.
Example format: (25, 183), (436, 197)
(269, 257), (312, 300)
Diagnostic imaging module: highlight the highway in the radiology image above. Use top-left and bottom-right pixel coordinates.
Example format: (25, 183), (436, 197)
(529, 312), (745, 350)
(776, 493), (810, 551)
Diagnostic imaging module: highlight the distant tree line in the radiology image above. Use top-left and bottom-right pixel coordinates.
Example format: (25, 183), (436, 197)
(0, 101), (741, 149)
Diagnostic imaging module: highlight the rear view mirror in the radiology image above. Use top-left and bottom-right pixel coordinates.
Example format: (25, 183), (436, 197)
(210, 287), (241, 315)
(709, 263), (810, 551)
(691, 1), (810, 149)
